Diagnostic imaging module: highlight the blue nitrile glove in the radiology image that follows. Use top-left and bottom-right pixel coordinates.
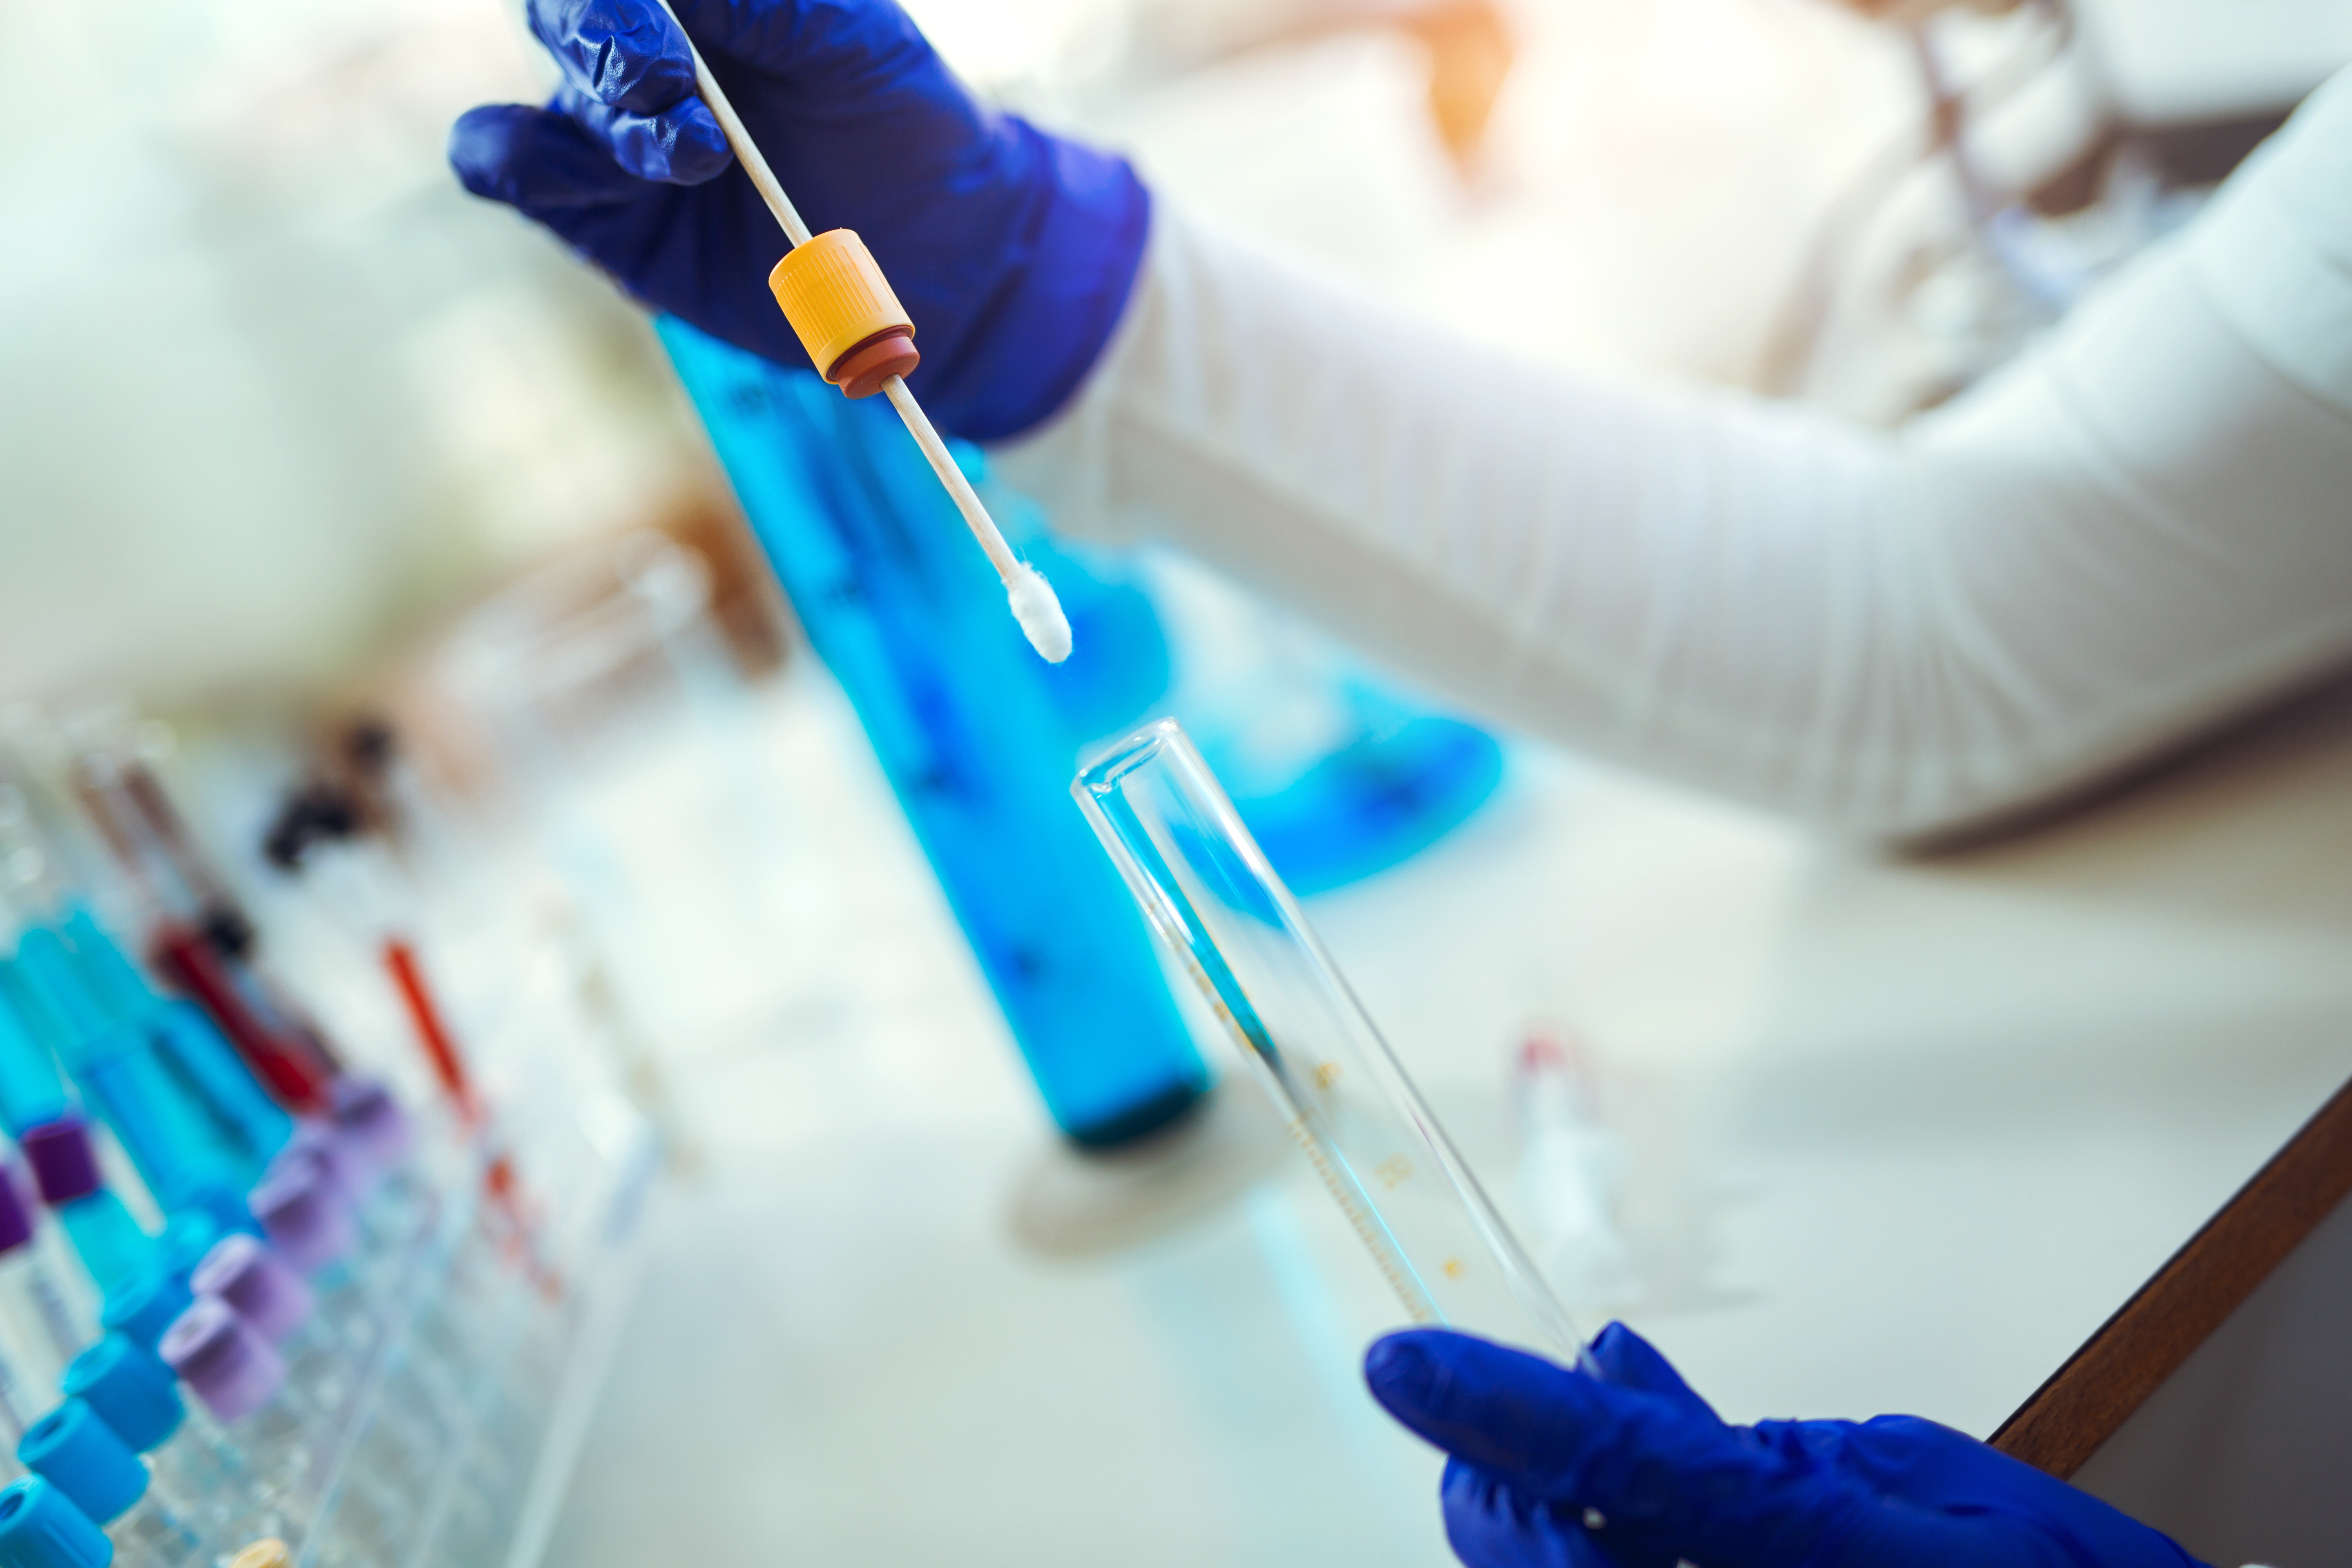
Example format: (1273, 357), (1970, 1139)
(448, 0), (1149, 441)
(1364, 1324), (2211, 1568)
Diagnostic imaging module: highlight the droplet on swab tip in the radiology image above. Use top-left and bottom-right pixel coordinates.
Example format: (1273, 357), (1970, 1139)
(1007, 564), (1073, 663)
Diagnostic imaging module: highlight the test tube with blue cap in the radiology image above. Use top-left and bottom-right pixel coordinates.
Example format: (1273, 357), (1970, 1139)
(16, 1397), (203, 1566)
(100, 1286), (314, 1537)
(1075, 718), (1588, 1361)
(61, 1331), (242, 1514)
(98, 1269), (191, 1364)
(53, 911), (294, 1176)
(0, 784), (294, 1189)
(2, 941), (248, 1237)
(0, 1475), (111, 1568)
(0, 820), (293, 1275)
(68, 1318), (363, 1557)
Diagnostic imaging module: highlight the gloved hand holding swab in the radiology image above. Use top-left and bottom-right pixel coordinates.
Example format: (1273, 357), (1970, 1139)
(656, 0), (1072, 664)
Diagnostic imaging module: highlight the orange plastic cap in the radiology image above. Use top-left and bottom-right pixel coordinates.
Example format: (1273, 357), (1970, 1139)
(768, 229), (920, 398)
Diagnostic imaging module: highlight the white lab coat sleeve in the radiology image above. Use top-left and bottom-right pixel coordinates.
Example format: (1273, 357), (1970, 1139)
(994, 70), (2352, 840)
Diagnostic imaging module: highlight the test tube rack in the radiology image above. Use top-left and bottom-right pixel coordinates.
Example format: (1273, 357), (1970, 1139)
(269, 1123), (659, 1568)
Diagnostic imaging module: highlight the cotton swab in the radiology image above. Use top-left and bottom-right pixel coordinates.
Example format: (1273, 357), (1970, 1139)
(655, 2), (1074, 664)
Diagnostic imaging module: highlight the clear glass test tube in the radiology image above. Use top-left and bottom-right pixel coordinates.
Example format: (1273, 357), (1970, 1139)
(1074, 718), (1586, 1361)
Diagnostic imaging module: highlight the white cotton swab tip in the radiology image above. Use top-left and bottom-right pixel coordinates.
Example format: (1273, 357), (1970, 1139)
(1007, 565), (1073, 664)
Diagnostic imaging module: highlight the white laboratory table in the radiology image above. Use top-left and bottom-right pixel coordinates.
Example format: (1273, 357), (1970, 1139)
(530, 662), (2352, 1567)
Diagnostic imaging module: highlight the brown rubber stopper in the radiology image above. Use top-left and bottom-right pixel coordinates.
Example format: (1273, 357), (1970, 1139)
(827, 327), (922, 400)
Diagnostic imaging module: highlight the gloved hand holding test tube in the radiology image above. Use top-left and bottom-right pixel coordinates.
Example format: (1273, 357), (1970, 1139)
(1077, 720), (2219, 1568)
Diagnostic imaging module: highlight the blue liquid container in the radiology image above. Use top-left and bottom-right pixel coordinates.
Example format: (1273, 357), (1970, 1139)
(0, 972), (70, 1135)
(659, 321), (1210, 1146)
(1215, 708), (1503, 896)
(22, 1120), (157, 1300)
(1012, 530), (1176, 746)
(60, 910), (292, 1171)
(4, 926), (253, 1221)
(52, 1197), (153, 1302)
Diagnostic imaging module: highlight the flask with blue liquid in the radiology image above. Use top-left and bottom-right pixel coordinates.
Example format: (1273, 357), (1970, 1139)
(659, 322), (1210, 1147)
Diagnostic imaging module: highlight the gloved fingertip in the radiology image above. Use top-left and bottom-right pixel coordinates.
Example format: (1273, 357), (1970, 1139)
(1365, 1331), (1635, 1494)
(447, 102), (638, 214)
(1363, 1330), (1448, 1422)
(1587, 1322), (1713, 1416)
(664, 101), (733, 184)
(447, 104), (539, 197)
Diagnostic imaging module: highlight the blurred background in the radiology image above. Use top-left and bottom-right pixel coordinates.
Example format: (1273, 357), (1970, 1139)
(6, 0), (2352, 1564)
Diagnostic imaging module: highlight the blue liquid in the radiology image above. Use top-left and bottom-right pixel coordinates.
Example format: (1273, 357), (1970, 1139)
(1000, 514), (1504, 894)
(1223, 713), (1503, 896)
(659, 322), (1210, 1146)
(63, 909), (293, 1169)
(57, 1194), (156, 1299)
(10, 923), (258, 1210)
(67, 1046), (234, 1212)
(1013, 530), (1174, 745)
(139, 1001), (293, 1171)
(0, 969), (70, 1134)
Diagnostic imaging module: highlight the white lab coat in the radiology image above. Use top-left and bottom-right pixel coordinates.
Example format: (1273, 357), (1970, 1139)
(1000, 67), (2352, 842)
